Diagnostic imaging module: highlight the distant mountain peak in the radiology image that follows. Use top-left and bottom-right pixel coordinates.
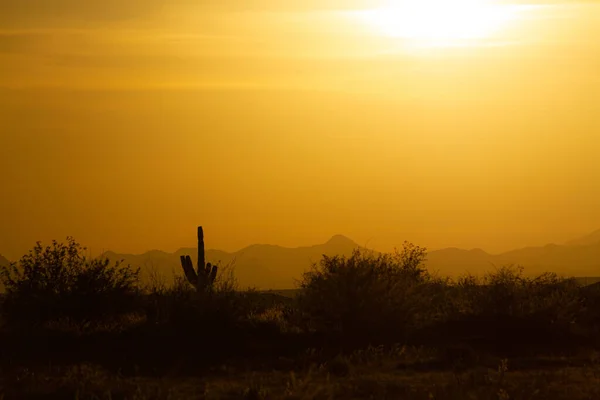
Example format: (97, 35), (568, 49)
(325, 234), (356, 247)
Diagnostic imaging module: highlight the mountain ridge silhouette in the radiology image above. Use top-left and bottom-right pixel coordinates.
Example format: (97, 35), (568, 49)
(97, 231), (600, 289)
(100, 234), (363, 289)
(2, 230), (600, 290)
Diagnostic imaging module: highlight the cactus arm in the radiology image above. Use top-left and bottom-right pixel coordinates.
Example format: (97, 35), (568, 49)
(208, 264), (218, 284)
(180, 255), (198, 285)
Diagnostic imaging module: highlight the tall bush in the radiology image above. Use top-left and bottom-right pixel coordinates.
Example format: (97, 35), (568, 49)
(451, 265), (582, 326)
(0, 237), (140, 326)
(297, 242), (432, 343)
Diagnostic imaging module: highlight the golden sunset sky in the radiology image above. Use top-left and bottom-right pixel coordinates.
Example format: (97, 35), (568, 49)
(1, 0), (599, 260)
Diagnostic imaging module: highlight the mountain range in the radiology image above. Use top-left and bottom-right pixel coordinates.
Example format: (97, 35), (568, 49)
(98, 229), (600, 289)
(2, 229), (600, 290)
(101, 234), (360, 290)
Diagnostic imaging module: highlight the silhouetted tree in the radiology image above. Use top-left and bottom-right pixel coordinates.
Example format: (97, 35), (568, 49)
(297, 242), (431, 344)
(0, 237), (140, 326)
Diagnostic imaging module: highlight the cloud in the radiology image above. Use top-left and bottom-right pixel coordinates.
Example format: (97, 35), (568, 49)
(1, 0), (596, 26)
(0, 0), (166, 23)
(0, 32), (47, 54)
(0, 0), (377, 23)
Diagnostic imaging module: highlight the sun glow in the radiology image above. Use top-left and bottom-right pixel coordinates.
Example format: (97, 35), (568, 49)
(356, 0), (525, 46)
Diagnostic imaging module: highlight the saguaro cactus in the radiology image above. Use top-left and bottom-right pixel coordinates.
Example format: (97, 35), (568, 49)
(180, 226), (218, 290)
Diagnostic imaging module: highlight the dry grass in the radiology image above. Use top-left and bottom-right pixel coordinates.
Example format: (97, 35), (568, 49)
(3, 347), (600, 399)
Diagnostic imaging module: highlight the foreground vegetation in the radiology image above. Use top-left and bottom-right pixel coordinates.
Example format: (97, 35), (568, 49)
(1, 237), (600, 399)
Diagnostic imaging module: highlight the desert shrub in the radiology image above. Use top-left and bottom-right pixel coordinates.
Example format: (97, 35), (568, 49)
(296, 243), (433, 344)
(463, 265), (582, 325)
(577, 283), (600, 336)
(0, 237), (141, 327)
(431, 265), (585, 352)
(410, 267), (588, 355)
(169, 287), (247, 334)
(143, 266), (254, 335)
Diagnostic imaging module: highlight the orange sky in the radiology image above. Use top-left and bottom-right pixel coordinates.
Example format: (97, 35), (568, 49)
(1, 1), (599, 260)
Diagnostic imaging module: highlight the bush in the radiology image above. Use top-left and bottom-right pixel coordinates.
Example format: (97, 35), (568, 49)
(143, 266), (254, 335)
(414, 265), (587, 353)
(452, 265), (583, 326)
(296, 242), (433, 344)
(0, 237), (141, 327)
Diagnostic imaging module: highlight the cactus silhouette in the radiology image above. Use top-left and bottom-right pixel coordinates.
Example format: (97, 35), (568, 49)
(180, 226), (218, 290)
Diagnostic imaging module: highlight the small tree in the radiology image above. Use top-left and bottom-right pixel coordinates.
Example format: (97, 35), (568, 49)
(297, 242), (431, 344)
(0, 237), (140, 326)
(461, 265), (582, 323)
